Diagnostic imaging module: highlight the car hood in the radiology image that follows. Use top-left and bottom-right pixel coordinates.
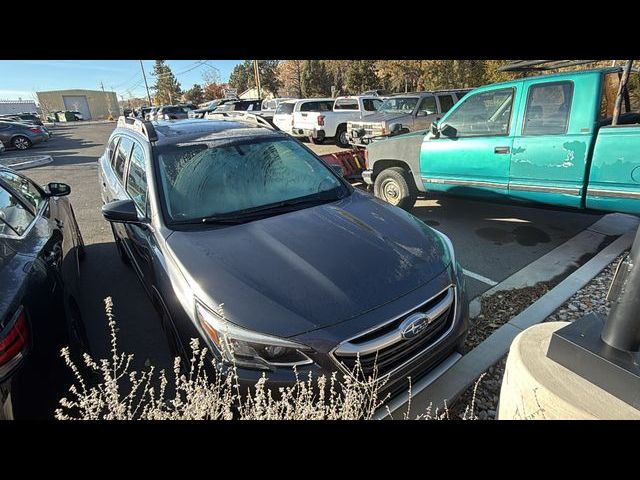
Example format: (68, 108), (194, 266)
(352, 111), (411, 124)
(166, 190), (451, 338)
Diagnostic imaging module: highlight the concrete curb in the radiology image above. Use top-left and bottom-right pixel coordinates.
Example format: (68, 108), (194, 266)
(0, 155), (53, 170)
(469, 213), (640, 318)
(388, 226), (637, 418)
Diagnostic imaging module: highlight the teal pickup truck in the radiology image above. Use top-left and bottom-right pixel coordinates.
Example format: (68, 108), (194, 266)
(362, 67), (640, 215)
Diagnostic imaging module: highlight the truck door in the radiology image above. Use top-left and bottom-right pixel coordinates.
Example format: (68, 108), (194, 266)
(420, 86), (518, 198)
(509, 80), (586, 208)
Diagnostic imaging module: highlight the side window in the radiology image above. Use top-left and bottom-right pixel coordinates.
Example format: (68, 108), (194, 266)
(443, 88), (515, 137)
(334, 99), (359, 110)
(438, 95), (455, 113)
(363, 99), (382, 111)
(107, 136), (120, 166)
(523, 81), (573, 135)
(114, 137), (133, 181)
(0, 170), (45, 212)
(126, 143), (148, 215)
(0, 184), (35, 237)
(417, 96), (437, 115)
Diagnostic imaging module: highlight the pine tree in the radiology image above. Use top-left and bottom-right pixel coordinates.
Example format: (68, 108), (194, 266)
(183, 84), (204, 105)
(152, 60), (182, 105)
(301, 60), (332, 97)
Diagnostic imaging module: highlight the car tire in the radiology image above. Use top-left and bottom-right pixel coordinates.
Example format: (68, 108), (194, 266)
(335, 125), (350, 148)
(12, 135), (32, 150)
(110, 223), (130, 266)
(373, 167), (418, 210)
(309, 136), (325, 145)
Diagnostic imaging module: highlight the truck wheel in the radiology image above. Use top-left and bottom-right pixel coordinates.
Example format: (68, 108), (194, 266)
(374, 167), (418, 210)
(335, 125), (350, 148)
(309, 136), (325, 145)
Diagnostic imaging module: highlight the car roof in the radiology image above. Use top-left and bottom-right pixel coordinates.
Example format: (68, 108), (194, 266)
(117, 118), (285, 147)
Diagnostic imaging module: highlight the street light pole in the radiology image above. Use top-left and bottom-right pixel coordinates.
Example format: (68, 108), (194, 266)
(140, 60), (153, 107)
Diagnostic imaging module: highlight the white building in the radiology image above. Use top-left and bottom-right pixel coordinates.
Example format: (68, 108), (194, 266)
(0, 99), (39, 115)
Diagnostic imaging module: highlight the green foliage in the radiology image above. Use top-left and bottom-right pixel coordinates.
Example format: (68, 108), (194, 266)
(183, 84), (204, 105)
(228, 60), (282, 98)
(152, 60), (182, 106)
(301, 60), (332, 97)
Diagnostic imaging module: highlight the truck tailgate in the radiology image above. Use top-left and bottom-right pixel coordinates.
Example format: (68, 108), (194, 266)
(294, 111), (321, 130)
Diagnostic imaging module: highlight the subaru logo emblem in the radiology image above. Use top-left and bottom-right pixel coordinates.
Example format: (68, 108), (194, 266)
(400, 313), (433, 339)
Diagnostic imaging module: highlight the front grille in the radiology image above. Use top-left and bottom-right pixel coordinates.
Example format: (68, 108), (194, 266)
(332, 286), (456, 381)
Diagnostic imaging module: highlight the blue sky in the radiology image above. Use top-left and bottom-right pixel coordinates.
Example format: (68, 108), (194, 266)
(0, 60), (242, 101)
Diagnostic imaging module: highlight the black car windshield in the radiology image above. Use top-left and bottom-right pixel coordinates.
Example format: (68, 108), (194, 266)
(378, 97), (419, 113)
(156, 137), (347, 223)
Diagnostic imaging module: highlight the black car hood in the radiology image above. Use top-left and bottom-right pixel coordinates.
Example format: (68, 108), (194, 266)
(166, 190), (450, 338)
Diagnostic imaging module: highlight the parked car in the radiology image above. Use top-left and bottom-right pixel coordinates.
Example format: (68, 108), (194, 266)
(156, 105), (193, 120)
(188, 99), (238, 119)
(0, 166), (87, 419)
(292, 95), (383, 148)
(0, 121), (49, 150)
(98, 116), (469, 403)
(146, 107), (161, 121)
(206, 99), (262, 116)
(272, 99), (300, 134)
(260, 98), (297, 121)
(69, 111), (83, 121)
(348, 90), (469, 147)
(363, 67), (640, 213)
(0, 113), (44, 126)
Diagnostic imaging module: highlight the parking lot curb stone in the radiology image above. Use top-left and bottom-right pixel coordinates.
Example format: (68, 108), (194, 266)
(386, 227), (636, 419)
(0, 155), (54, 170)
(468, 213), (640, 318)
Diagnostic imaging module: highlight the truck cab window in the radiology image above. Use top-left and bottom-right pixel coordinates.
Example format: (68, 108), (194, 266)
(523, 81), (573, 135)
(417, 96), (437, 115)
(443, 88), (514, 136)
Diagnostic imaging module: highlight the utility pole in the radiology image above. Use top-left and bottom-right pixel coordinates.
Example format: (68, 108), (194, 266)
(253, 60), (262, 99)
(100, 81), (105, 92)
(140, 60), (153, 107)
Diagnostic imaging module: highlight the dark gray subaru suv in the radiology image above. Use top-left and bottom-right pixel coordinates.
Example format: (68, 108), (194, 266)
(98, 115), (469, 403)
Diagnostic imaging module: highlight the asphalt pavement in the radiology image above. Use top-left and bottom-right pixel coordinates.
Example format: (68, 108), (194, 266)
(1, 122), (603, 372)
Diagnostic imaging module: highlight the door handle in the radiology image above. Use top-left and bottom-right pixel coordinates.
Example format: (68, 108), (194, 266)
(494, 146), (510, 154)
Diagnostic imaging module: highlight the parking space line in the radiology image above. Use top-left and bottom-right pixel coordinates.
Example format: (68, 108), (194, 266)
(462, 268), (498, 286)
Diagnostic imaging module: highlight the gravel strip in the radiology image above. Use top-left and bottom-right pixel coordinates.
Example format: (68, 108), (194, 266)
(449, 252), (627, 420)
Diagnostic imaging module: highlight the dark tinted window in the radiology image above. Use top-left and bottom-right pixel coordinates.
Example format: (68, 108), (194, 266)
(300, 101), (334, 112)
(0, 184), (34, 237)
(523, 81), (573, 135)
(114, 137), (133, 181)
(438, 95), (455, 113)
(417, 96), (437, 115)
(127, 143), (148, 214)
(363, 99), (383, 111)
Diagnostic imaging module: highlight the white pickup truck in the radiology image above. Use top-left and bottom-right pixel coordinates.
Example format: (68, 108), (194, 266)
(292, 96), (382, 148)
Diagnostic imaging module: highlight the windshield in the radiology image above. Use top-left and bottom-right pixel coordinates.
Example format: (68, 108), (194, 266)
(156, 137), (347, 223)
(378, 97), (419, 113)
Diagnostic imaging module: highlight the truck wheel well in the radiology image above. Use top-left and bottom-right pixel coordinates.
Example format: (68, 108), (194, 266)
(372, 159), (413, 179)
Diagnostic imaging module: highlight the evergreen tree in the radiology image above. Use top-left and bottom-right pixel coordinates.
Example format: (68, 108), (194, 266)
(183, 84), (204, 105)
(152, 60), (182, 105)
(301, 60), (332, 97)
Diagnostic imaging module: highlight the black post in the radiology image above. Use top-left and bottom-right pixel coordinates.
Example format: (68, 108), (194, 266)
(601, 226), (640, 351)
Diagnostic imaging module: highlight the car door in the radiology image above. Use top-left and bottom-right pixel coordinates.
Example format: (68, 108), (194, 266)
(509, 80), (584, 208)
(414, 95), (439, 130)
(420, 85), (520, 198)
(121, 140), (155, 291)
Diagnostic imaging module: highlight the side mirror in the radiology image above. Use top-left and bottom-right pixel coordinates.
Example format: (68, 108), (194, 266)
(47, 182), (71, 197)
(389, 123), (403, 135)
(440, 124), (458, 138)
(102, 199), (145, 224)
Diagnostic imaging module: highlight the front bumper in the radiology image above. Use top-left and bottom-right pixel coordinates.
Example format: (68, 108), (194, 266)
(230, 265), (469, 407)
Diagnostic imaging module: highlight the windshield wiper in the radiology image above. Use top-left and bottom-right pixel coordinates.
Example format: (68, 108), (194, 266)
(201, 189), (347, 224)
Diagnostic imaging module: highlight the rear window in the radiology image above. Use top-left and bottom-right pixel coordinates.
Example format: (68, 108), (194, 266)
(334, 99), (359, 110)
(300, 100), (334, 112)
(276, 102), (295, 115)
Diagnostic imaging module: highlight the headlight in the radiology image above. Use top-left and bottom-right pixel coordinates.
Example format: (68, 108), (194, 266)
(195, 301), (313, 370)
(434, 229), (456, 270)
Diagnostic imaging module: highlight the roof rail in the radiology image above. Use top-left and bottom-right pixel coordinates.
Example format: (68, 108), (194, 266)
(117, 116), (158, 141)
(204, 111), (275, 130)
